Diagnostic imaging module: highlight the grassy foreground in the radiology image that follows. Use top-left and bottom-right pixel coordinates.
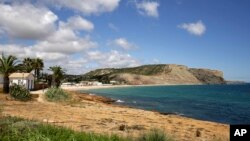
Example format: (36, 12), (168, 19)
(0, 116), (173, 141)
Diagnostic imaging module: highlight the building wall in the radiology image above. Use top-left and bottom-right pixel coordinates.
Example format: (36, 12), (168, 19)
(10, 78), (34, 90)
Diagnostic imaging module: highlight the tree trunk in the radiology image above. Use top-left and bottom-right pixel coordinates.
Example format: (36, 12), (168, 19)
(35, 69), (38, 80)
(3, 74), (9, 94)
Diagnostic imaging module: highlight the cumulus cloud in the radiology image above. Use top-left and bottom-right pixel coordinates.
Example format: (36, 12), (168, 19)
(44, 0), (120, 15)
(87, 50), (140, 68)
(0, 44), (67, 61)
(0, 3), (58, 39)
(61, 16), (94, 32)
(0, 0), (141, 74)
(136, 1), (159, 18)
(33, 15), (97, 54)
(0, 13), (98, 62)
(178, 20), (206, 36)
(110, 38), (137, 50)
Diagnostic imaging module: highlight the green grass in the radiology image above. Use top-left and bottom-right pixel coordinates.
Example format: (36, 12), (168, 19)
(0, 116), (128, 141)
(0, 116), (175, 141)
(45, 87), (70, 102)
(138, 129), (174, 141)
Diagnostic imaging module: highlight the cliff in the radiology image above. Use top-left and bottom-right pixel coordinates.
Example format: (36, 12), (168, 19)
(82, 64), (225, 85)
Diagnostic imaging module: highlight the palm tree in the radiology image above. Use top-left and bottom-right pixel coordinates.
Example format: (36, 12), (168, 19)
(0, 54), (18, 93)
(32, 58), (44, 79)
(49, 66), (65, 87)
(22, 57), (34, 73)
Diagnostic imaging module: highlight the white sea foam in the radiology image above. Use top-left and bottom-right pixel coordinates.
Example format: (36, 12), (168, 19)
(175, 112), (184, 116)
(116, 99), (124, 103)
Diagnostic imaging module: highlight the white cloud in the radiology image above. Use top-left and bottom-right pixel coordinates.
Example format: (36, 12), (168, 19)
(136, 1), (159, 18)
(0, 44), (68, 61)
(108, 23), (119, 32)
(0, 14), (98, 61)
(34, 38), (97, 54)
(87, 50), (140, 68)
(34, 16), (97, 54)
(61, 16), (94, 32)
(0, 0), (141, 74)
(178, 20), (206, 36)
(110, 38), (137, 50)
(45, 0), (120, 15)
(0, 3), (58, 39)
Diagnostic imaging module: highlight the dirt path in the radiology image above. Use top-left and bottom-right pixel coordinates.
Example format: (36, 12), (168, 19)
(0, 93), (229, 141)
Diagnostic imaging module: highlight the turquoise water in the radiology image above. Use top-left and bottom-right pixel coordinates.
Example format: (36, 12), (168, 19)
(81, 84), (250, 124)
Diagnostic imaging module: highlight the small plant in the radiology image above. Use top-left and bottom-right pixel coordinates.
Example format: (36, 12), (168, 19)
(9, 84), (31, 101)
(45, 87), (70, 101)
(137, 129), (174, 141)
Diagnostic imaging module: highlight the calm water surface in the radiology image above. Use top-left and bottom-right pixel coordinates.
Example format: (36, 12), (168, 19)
(81, 84), (250, 124)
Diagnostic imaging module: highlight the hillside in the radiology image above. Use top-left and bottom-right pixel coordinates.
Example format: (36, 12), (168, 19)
(82, 64), (225, 85)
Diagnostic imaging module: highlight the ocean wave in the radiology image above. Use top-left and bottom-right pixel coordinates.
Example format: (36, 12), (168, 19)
(174, 112), (185, 116)
(116, 99), (124, 103)
(89, 93), (95, 96)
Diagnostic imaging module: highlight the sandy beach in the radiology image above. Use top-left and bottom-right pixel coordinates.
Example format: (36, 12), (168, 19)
(60, 83), (199, 91)
(0, 89), (229, 141)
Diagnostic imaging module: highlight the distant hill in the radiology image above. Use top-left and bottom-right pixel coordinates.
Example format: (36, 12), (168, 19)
(82, 64), (226, 85)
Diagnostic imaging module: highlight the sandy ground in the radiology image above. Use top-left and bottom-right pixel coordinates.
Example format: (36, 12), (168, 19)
(0, 91), (229, 141)
(60, 83), (196, 91)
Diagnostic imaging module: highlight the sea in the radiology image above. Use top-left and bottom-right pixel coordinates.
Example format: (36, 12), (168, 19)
(81, 84), (250, 124)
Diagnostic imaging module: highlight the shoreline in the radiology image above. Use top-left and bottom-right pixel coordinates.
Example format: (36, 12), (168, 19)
(61, 83), (204, 91)
(1, 90), (230, 141)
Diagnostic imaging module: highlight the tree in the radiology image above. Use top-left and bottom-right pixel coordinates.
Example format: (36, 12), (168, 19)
(0, 54), (18, 93)
(22, 57), (34, 73)
(32, 58), (44, 79)
(49, 66), (65, 87)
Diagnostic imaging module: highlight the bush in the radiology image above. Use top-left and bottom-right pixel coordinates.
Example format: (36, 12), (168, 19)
(137, 129), (174, 141)
(10, 84), (31, 101)
(45, 87), (70, 102)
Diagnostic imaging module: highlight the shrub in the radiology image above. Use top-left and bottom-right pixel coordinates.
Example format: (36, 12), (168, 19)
(137, 129), (174, 141)
(45, 87), (70, 102)
(9, 84), (31, 101)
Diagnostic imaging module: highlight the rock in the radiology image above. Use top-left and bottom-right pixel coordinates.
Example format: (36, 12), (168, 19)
(119, 124), (127, 131)
(196, 128), (202, 137)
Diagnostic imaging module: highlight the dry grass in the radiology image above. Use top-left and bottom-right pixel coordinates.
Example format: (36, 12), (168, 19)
(0, 91), (229, 141)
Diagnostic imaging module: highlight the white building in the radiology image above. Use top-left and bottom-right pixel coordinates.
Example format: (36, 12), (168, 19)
(92, 81), (103, 86)
(9, 73), (35, 90)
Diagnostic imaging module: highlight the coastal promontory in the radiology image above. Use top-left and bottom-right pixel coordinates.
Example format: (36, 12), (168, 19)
(82, 64), (225, 85)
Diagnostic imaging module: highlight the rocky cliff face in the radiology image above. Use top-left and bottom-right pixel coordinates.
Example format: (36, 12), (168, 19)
(83, 64), (225, 85)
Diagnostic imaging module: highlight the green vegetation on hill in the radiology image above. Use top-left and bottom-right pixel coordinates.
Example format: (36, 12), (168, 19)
(84, 64), (167, 77)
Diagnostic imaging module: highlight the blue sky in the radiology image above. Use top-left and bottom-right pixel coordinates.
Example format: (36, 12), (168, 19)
(0, 0), (249, 81)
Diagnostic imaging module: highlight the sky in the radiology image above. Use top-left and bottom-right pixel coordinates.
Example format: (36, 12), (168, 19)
(0, 0), (249, 81)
